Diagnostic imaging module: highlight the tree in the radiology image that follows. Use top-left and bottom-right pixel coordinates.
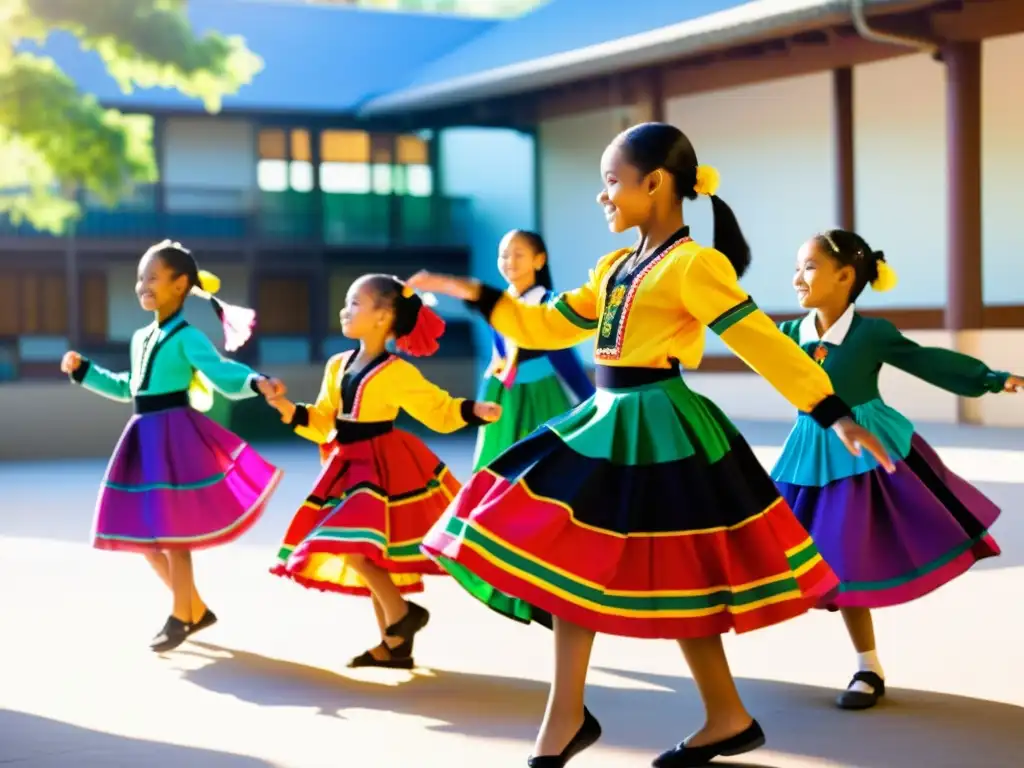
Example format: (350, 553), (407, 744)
(0, 0), (262, 233)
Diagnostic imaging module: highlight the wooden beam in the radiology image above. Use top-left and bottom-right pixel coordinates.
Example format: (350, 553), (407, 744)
(832, 67), (855, 231)
(929, 0), (1024, 41)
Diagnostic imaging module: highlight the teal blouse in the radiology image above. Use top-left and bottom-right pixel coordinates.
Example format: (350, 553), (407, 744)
(778, 312), (1009, 407)
(71, 311), (261, 402)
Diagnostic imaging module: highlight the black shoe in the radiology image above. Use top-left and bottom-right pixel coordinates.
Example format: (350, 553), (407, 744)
(653, 720), (766, 767)
(836, 671), (885, 710)
(347, 641), (416, 670)
(150, 616), (192, 653)
(190, 608), (218, 636)
(527, 707), (602, 766)
(384, 601), (430, 642)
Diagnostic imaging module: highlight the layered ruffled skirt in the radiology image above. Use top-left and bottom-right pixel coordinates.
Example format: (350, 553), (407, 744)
(272, 428), (459, 596)
(772, 399), (1000, 609)
(422, 370), (838, 639)
(92, 407), (282, 552)
(473, 356), (578, 471)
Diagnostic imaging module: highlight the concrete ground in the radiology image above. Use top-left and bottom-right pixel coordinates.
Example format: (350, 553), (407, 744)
(1, 421), (1022, 767)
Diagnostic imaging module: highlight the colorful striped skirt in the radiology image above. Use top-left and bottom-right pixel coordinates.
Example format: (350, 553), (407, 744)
(272, 426), (459, 597)
(422, 366), (838, 639)
(92, 406), (282, 552)
(473, 357), (578, 471)
(772, 399), (1000, 609)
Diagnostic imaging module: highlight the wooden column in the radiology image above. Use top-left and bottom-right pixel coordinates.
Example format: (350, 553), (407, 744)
(944, 41), (984, 332)
(630, 69), (665, 125)
(65, 223), (80, 349)
(944, 41), (984, 423)
(832, 67), (855, 231)
(309, 127), (327, 363)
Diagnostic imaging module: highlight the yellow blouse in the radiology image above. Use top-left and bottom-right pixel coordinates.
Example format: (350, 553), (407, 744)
(291, 350), (478, 444)
(472, 230), (847, 421)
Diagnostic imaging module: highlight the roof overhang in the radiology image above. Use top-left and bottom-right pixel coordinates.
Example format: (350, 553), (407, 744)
(360, 0), (939, 116)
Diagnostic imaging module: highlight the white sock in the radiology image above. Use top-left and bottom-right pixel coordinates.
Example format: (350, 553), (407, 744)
(849, 650), (884, 693)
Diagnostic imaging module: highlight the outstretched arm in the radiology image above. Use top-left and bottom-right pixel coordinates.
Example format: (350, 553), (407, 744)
(180, 327), (261, 400)
(282, 355), (345, 444)
(397, 363), (498, 434)
(68, 355), (132, 402)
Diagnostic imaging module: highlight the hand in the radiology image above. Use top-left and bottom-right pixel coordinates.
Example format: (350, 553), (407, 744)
(407, 270), (481, 301)
(257, 376), (287, 399)
(267, 396), (296, 423)
(474, 401), (502, 423)
(1003, 375), (1023, 393)
(61, 351), (82, 374)
(832, 417), (896, 473)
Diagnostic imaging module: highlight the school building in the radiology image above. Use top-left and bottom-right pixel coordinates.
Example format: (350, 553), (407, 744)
(2, 0), (1022, 458)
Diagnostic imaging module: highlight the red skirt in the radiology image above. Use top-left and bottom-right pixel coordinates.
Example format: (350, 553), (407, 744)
(271, 429), (460, 597)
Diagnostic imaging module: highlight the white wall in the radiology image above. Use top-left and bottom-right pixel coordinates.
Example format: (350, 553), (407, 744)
(161, 117), (256, 212)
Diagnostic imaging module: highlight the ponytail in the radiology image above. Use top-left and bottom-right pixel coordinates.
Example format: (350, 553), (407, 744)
(189, 270), (256, 353)
(692, 166), (751, 279)
(392, 281), (445, 357)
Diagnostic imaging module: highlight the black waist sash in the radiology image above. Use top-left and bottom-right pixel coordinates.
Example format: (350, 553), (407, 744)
(594, 361), (681, 389)
(134, 390), (190, 414)
(334, 419), (394, 444)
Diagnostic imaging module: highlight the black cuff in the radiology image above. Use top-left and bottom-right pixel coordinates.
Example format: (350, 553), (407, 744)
(460, 399), (486, 426)
(249, 373), (269, 394)
(464, 283), (504, 322)
(290, 404), (310, 428)
(70, 359), (91, 384)
(809, 394), (853, 429)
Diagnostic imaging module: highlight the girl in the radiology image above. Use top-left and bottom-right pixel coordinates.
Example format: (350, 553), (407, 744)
(409, 122), (893, 767)
(474, 229), (594, 470)
(267, 274), (501, 670)
(61, 239), (286, 654)
(773, 229), (1021, 710)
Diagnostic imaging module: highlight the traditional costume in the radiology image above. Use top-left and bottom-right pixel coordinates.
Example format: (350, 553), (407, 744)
(474, 284), (595, 470)
(772, 305), (1002, 609)
(422, 227), (848, 639)
(272, 350), (485, 596)
(70, 310), (281, 552)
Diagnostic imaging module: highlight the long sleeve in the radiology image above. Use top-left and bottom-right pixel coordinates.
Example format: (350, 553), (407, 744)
(180, 327), (260, 400)
(397, 362), (485, 434)
(877, 320), (1009, 397)
(466, 249), (627, 351)
(290, 355), (343, 444)
(680, 248), (851, 428)
(70, 358), (132, 402)
(548, 348), (595, 401)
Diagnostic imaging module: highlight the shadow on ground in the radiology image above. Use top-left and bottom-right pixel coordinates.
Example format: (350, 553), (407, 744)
(175, 641), (1023, 768)
(0, 709), (275, 767)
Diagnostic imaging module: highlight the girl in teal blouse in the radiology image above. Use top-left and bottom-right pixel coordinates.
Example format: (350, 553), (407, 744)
(772, 228), (1021, 711)
(62, 240), (287, 654)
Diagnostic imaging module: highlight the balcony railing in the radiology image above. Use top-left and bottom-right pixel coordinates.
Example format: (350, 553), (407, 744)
(0, 184), (473, 248)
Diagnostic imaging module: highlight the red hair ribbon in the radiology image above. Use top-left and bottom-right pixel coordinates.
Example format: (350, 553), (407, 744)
(396, 302), (446, 357)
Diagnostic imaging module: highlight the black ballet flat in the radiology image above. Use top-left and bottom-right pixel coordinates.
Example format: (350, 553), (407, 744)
(836, 671), (885, 710)
(189, 608), (218, 636)
(347, 641), (416, 670)
(384, 601), (430, 642)
(527, 707), (602, 766)
(652, 719), (766, 767)
(150, 616), (192, 653)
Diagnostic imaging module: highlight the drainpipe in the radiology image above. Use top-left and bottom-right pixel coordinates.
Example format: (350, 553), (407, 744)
(850, 0), (941, 59)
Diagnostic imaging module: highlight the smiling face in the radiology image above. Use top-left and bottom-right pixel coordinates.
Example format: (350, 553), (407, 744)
(793, 238), (855, 310)
(596, 142), (658, 234)
(497, 231), (545, 292)
(136, 252), (189, 314)
(339, 276), (392, 340)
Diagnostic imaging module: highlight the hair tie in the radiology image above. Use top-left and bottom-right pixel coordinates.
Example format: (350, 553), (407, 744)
(870, 254), (898, 293)
(401, 284), (415, 299)
(693, 165), (720, 196)
(395, 300), (446, 357)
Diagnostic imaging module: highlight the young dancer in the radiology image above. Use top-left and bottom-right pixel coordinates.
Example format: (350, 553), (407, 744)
(268, 274), (501, 669)
(410, 122), (894, 767)
(474, 229), (594, 470)
(61, 240), (285, 653)
(772, 228), (1021, 710)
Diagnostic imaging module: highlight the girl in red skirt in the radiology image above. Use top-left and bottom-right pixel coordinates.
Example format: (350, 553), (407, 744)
(268, 274), (501, 669)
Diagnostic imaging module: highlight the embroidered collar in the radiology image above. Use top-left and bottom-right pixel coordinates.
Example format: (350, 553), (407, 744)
(799, 304), (856, 345)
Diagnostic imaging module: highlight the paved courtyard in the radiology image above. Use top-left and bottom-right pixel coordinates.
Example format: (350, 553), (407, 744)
(1, 422), (1022, 767)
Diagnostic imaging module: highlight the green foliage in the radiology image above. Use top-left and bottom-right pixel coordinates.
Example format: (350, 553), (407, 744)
(0, 0), (263, 233)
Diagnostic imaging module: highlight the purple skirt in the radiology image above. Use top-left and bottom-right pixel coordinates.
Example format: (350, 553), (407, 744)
(776, 434), (1000, 609)
(92, 407), (282, 552)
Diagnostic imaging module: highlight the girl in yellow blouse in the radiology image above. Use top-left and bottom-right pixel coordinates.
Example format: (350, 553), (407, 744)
(410, 123), (893, 768)
(268, 274), (500, 670)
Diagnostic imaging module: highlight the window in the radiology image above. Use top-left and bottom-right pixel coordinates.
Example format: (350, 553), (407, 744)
(257, 128), (316, 193)
(256, 276), (311, 334)
(395, 134), (433, 197)
(0, 271), (69, 335)
(81, 272), (108, 340)
(321, 130), (372, 194)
